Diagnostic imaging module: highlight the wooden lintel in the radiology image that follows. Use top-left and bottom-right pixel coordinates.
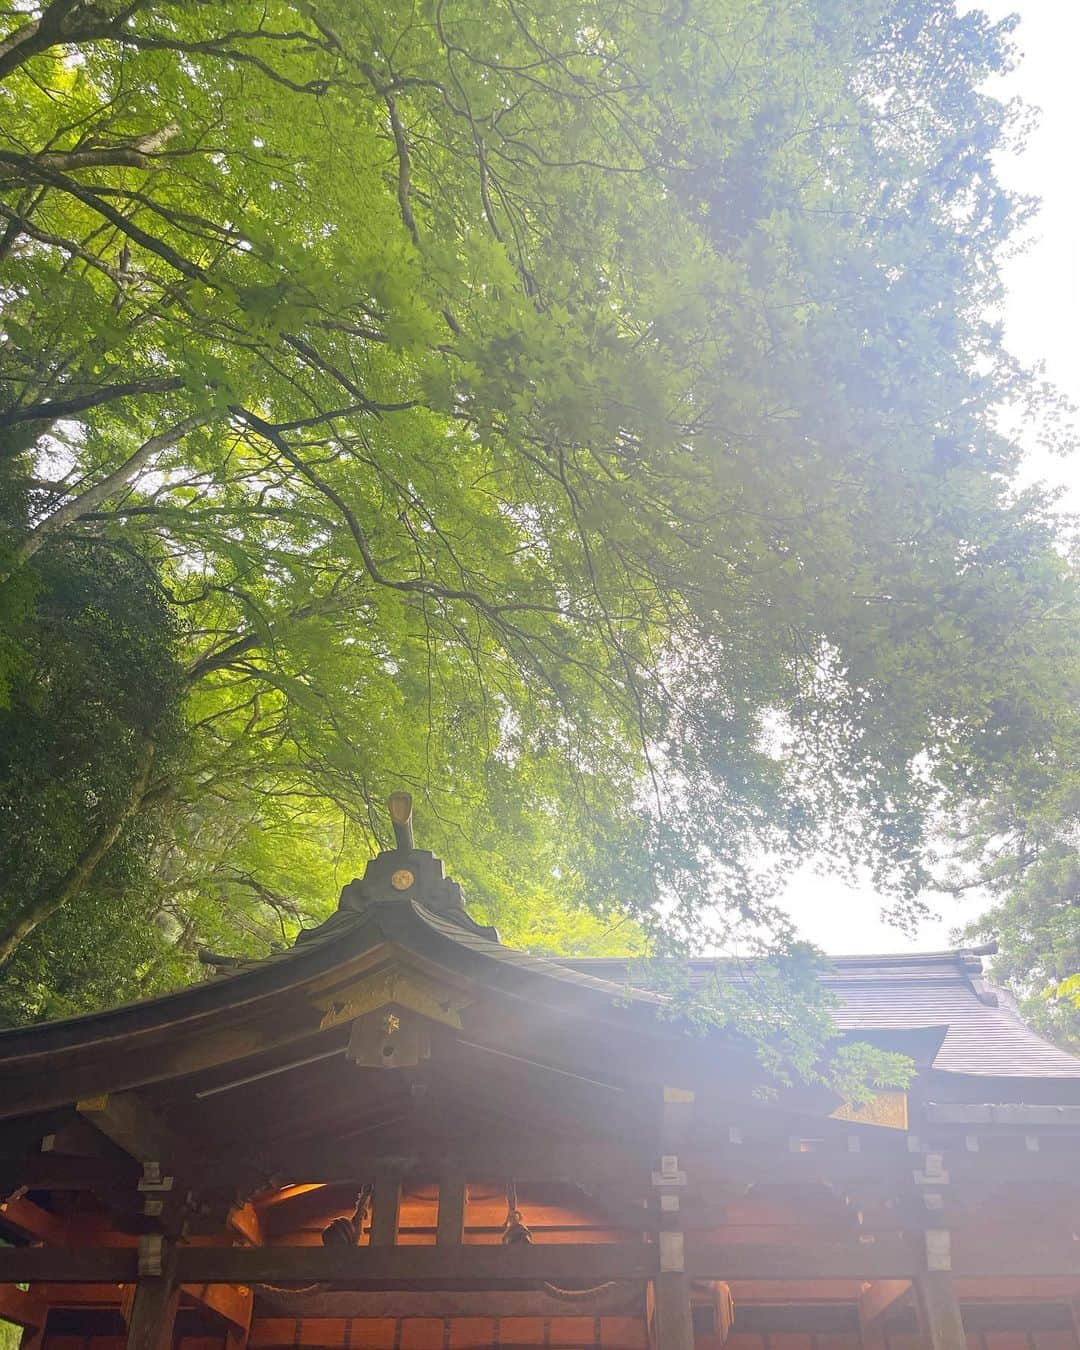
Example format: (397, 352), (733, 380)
(0, 1240), (904, 1287)
(177, 1242), (657, 1285)
(208, 1140), (639, 1192)
(926, 1104), (1080, 1127)
(38, 1284), (126, 1306)
(685, 1239), (918, 1281)
(76, 1092), (183, 1170)
(256, 1288), (643, 1320)
(0, 1247), (138, 1283)
(213, 1140), (920, 1197)
(934, 1151), (1080, 1187)
(952, 1277), (1080, 1301)
(5, 1234), (1080, 1288)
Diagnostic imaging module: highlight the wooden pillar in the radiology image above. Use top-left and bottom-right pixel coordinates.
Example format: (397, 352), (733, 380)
(650, 1088), (695, 1350)
(915, 1269), (965, 1350)
(436, 1172), (466, 1246)
(126, 1239), (179, 1350)
(912, 1148), (964, 1350)
(652, 1273), (695, 1350)
(370, 1173), (400, 1246)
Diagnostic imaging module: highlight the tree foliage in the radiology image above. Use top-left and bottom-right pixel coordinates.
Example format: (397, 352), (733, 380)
(958, 718), (1080, 1051)
(0, 0), (1076, 1064)
(0, 524), (186, 1022)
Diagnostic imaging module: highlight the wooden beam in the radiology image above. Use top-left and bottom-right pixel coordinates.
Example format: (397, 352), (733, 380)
(915, 1271), (966, 1350)
(37, 1284), (125, 1306)
(227, 1203), (262, 1247)
(935, 1152), (1080, 1186)
(249, 1288), (644, 1319)
(952, 1278), (1080, 1301)
(0, 1247), (138, 1283)
(183, 1283), (253, 1331)
(925, 1104), (1080, 1126)
(218, 1138), (914, 1194)
(859, 1280), (911, 1327)
(5, 1232), (1079, 1289)
(0, 1242), (652, 1286)
(0, 1194), (66, 1243)
(684, 1238), (917, 1281)
(950, 1240), (1080, 1278)
(76, 1093), (182, 1169)
(210, 1139), (639, 1192)
(177, 1243), (657, 1285)
(40, 1119), (117, 1157)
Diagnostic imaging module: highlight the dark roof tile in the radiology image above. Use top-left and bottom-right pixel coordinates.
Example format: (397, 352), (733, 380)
(554, 953), (1080, 1079)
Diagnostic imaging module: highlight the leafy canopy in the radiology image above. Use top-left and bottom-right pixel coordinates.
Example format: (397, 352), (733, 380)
(0, 0), (1076, 1088)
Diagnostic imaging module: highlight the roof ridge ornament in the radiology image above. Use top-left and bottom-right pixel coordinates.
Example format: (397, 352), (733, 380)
(334, 791), (482, 930)
(389, 790), (414, 852)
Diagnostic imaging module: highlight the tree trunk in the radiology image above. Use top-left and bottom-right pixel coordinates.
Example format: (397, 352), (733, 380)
(2, 413), (209, 582)
(0, 739), (157, 967)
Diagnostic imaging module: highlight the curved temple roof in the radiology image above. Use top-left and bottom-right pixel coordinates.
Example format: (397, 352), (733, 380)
(1, 798), (1078, 1105)
(556, 950), (1080, 1080)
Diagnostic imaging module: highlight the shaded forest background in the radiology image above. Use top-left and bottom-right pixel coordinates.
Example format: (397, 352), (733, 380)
(2, 0), (1079, 1055)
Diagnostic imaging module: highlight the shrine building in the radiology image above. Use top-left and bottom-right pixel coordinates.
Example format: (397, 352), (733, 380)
(3, 795), (1080, 1350)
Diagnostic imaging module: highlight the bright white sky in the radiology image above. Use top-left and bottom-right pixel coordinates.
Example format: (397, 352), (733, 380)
(779, 0), (1080, 955)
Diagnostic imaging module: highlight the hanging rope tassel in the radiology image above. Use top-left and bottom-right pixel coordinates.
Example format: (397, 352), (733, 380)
(501, 1180), (533, 1245)
(321, 1183), (372, 1247)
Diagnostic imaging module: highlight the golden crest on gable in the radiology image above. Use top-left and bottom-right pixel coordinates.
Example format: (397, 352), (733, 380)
(830, 1089), (908, 1130)
(310, 961), (473, 1032)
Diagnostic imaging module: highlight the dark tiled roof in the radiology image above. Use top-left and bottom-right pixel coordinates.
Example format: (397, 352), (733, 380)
(5, 831), (1077, 1089)
(412, 902), (664, 1002)
(187, 839), (1080, 1083)
(553, 951), (1080, 1079)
